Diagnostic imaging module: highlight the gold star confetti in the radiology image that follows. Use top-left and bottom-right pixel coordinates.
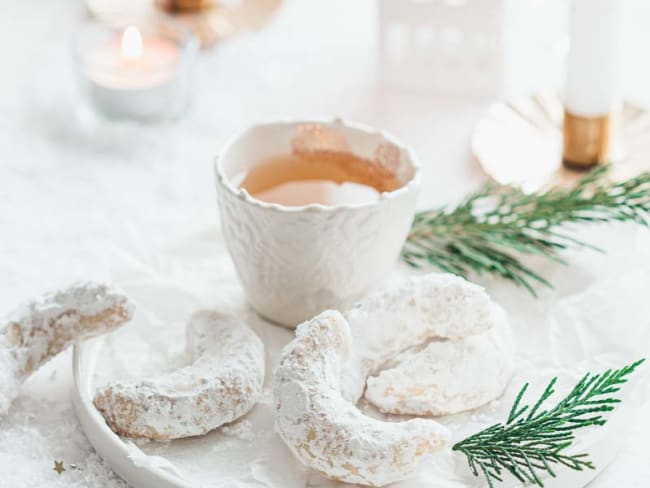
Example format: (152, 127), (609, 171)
(53, 460), (65, 475)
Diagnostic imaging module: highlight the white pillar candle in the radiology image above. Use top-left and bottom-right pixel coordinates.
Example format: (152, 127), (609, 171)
(565, 0), (623, 117)
(563, 0), (623, 168)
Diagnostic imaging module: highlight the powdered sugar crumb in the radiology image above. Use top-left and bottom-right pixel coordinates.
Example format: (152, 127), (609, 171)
(0, 394), (126, 488)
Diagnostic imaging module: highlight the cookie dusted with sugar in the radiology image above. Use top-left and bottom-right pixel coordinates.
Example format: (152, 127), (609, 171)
(94, 310), (265, 440)
(364, 310), (514, 416)
(346, 274), (514, 416)
(0, 281), (134, 416)
(342, 273), (508, 402)
(274, 310), (451, 487)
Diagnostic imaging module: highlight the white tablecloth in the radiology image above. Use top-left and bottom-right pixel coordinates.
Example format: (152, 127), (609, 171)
(2, 0), (650, 486)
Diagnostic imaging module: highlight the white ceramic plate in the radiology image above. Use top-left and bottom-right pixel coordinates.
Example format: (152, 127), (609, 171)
(73, 227), (649, 488)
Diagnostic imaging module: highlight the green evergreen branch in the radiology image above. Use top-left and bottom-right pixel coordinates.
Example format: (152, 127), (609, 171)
(402, 167), (650, 295)
(453, 359), (645, 488)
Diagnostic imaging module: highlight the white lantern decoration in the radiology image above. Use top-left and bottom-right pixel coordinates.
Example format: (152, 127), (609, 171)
(378, 0), (504, 97)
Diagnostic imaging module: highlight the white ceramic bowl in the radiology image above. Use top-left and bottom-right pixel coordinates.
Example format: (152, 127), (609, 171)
(214, 119), (421, 327)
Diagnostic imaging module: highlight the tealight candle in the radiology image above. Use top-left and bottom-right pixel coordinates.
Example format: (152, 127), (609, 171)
(563, 0), (623, 169)
(75, 17), (198, 122)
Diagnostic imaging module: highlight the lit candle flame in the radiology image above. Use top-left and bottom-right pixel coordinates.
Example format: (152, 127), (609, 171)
(121, 26), (143, 60)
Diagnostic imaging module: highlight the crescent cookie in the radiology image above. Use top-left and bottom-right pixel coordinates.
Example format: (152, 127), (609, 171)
(341, 273), (508, 402)
(364, 310), (515, 416)
(0, 281), (134, 416)
(345, 274), (514, 416)
(94, 310), (265, 440)
(274, 310), (451, 487)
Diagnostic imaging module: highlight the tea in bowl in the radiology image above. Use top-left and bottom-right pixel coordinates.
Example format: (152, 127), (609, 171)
(215, 119), (421, 327)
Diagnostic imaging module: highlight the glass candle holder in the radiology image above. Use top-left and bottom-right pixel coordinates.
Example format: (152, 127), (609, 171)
(74, 15), (199, 123)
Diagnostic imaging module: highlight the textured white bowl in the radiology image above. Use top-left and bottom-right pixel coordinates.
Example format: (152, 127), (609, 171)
(214, 119), (421, 327)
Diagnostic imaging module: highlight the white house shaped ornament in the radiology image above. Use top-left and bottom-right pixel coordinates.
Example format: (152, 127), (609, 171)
(378, 0), (504, 97)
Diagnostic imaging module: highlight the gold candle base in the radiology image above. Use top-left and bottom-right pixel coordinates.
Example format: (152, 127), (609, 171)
(562, 111), (613, 170)
(156, 0), (214, 13)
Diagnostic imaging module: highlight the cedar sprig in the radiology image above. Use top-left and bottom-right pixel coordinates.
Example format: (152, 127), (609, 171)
(453, 359), (645, 487)
(402, 167), (650, 294)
